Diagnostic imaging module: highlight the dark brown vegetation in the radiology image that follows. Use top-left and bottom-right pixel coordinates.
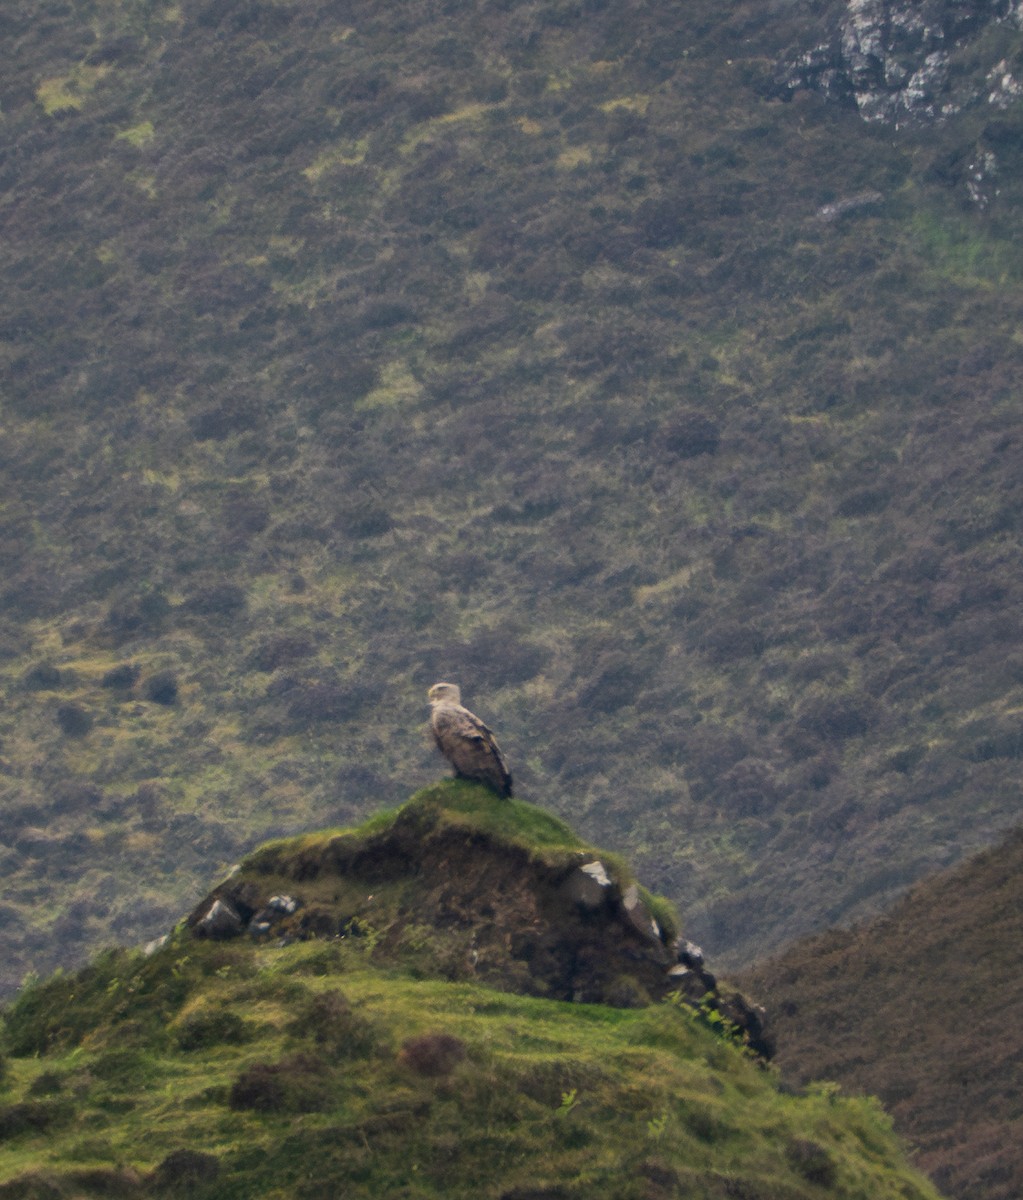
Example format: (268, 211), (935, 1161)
(0, 0), (1022, 998)
(739, 824), (1023, 1200)
(399, 1032), (468, 1077)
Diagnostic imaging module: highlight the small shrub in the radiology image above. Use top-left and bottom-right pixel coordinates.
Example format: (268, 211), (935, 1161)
(576, 655), (646, 714)
(248, 636), (315, 672)
(684, 1104), (729, 1144)
(89, 1048), (148, 1085)
(836, 486), (891, 517)
(357, 299), (418, 331)
(221, 497), (269, 538)
(660, 409), (721, 458)
(227, 1063), (287, 1112)
(48, 782), (103, 815)
(100, 663), (140, 690)
(22, 663), (64, 690)
(183, 583), (247, 617)
(281, 945), (346, 977)
(287, 990), (379, 1059)
(55, 703), (91, 738)
(106, 590), (170, 635)
(150, 1149), (220, 1193)
(786, 1138), (837, 1187)
(145, 671), (179, 706)
(0, 1100), (66, 1140)
(334, 503), (392, 540)
(398, 1033), (467, 1077)
(26, 1072), (62, 1097)
(64, 1168), (142, 1196)
(720, 758), (779, 817)
(797, 694), (875, 741)
(0, 1172), (67, 1199)
(701, 622), (767, 664)
(229, 1054), (334, 1114)
(189, 400), (259, 441)
(176, 1008), (253, 1051)
(636, 196), (693, 248)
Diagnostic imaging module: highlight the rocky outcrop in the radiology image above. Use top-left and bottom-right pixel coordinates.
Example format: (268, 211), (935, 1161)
(186, 796), (771, 1057)
(777, 0), (1023, 124)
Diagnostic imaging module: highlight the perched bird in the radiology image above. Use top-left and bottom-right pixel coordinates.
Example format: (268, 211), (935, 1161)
(427, 681), (513, 798)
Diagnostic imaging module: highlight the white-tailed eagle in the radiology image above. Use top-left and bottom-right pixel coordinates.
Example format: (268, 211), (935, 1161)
(427, 681), (512, 798)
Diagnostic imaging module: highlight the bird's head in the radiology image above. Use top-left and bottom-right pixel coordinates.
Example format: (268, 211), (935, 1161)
(428, 681), (461, 706)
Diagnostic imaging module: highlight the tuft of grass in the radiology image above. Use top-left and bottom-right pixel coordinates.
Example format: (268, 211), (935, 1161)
(410, 779), (588, 853)
(115, 121), (155, 147)
(35, 66), (110, 115)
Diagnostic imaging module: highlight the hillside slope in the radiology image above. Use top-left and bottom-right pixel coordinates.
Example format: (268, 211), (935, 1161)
(0, 786), (941, 1200)
(1, 0), (1023, 991)
(738, 824), (1023, 1200)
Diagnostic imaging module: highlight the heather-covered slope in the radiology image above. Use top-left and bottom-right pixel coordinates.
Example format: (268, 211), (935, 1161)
(0, 788), (941, 1200)
(1, 0), (1023, 992)
(739, 825), (1023, 1200)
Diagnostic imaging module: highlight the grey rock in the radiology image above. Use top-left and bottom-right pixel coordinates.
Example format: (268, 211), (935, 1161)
(250, 893), (301, 933)
(195, 898), (243, 938)
(966, 149), (1000, 207)
(777, 0), (1023, 124)
(987, 59), (1023, 107)
(562, 860), (613, 909)
(666, 963), (717, 1003)
(676, 939), (705, 969)
(622, 884), (662, 943)
(815, 189), (884, 222)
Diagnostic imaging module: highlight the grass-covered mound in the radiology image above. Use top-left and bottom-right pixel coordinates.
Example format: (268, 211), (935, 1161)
(0, 917), (940, 1199)
(184, 781), (685, 1011)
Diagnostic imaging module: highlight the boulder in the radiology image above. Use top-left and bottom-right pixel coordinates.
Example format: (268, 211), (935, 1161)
(250, 894), (300, 937)
(621, 884), (662, 944)
(561, 860), (612, 909)
(676, 939), (705, 969)
(194, 898), (243, 938)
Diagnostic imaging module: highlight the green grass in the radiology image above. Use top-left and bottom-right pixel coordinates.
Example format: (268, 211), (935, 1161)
(0, 793), (933, 1195)
(386, 779), (588, 853)
(0, 933), (941, 1200)
(252, 781), (588, 865)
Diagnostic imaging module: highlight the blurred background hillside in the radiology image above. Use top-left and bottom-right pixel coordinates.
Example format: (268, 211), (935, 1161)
(1, 0), (1022, 993)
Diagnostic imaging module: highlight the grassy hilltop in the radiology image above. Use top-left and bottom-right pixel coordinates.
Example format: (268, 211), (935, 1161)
(0, 787), (942, 1200)
(1, 0), (1022, 991)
